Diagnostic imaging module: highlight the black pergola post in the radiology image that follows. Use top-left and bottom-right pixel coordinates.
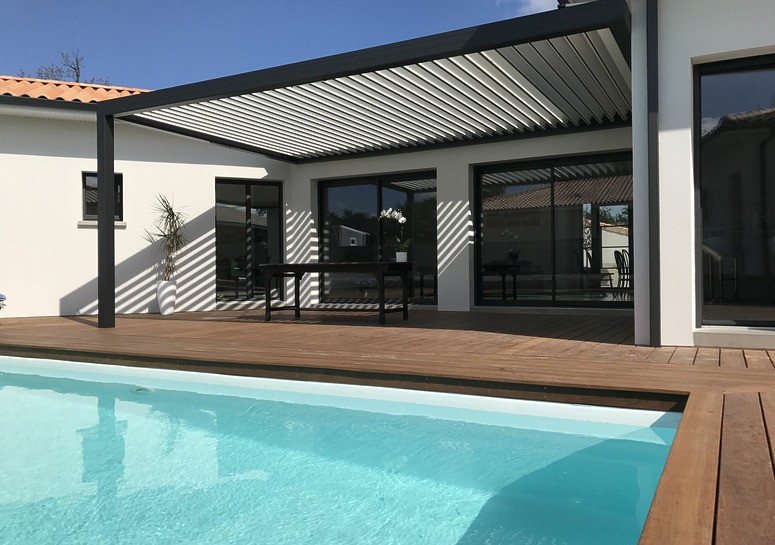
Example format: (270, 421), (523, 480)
(97, 112), (116, 328)
(647, 0), (661, 346)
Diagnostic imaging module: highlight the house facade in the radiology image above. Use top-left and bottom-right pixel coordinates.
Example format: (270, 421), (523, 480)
(1, 0), (774, 348)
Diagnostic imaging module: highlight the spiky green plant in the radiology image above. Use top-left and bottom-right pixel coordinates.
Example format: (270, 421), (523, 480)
(147, 195), (187, 281)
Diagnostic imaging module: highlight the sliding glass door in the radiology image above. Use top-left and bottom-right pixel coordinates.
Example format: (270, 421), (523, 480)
(215, 179), (282, 301)
(476, 156), (633, 307)
(319, 172), (437, 303)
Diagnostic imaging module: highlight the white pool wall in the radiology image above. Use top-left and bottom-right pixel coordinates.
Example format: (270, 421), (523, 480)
(0, 355), (681, 442)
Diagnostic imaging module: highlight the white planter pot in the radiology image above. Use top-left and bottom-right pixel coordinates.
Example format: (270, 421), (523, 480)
(156, 280), (177, 315)
(396, 251), (408, 262)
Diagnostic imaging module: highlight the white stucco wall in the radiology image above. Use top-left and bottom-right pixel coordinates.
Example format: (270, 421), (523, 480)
(0, 109), (290, 318)
(638, 0), (775, 345)
(1, 102), (630, 319)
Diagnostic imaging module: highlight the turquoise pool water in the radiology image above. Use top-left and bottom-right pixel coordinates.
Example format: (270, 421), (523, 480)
(0, 356), (679, 545)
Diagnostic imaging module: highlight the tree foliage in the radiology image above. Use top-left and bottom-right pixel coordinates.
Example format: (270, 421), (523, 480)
(17, 50), (110, 85)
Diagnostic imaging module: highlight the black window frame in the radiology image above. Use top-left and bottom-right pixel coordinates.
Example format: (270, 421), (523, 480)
(82, 171), (123, 221)
(215, 178), (284, 301)
(317, 170), (438, 303)
(474, 151), (633, 308)
(694, 53), (775, 327)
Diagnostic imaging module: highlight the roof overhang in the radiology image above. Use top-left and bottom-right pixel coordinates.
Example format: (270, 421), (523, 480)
(98, 0), (631, 164)
(0, 94), (97, 112)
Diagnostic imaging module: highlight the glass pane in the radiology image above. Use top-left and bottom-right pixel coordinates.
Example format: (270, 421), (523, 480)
(83, 174), (121, 220)
(383, 178), (438, 303)
(215, 182), (282, 301)
(321, 183), (379, 301)
(409, 190), (438, 303)
(554, 165), (632, 303)
(479, 168), (553, 302)
(83, 175), (98, 219)
(700, 65), (775, 324)
(380, 185), (408, 259)
(251, 184), (282, 294)
(216, 184), (248, 301)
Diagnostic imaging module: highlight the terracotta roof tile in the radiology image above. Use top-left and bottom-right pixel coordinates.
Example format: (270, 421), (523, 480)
(0, 75), (149, 103)
(483, 175), (633, 211)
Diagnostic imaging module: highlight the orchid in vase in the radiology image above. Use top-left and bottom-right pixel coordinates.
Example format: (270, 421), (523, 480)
(379, 208), (411, 252)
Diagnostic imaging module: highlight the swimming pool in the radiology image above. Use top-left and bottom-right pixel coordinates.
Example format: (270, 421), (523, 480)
(0, 355), (679, 545)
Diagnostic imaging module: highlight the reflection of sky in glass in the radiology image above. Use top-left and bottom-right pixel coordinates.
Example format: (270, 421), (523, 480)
(382, 186), (407, 212)
(327, 184), (377, 217)
(702, 67), (775, 133)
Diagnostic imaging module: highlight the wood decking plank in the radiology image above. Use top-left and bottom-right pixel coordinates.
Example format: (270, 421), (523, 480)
(719, 349), (746, 368)
(694, 347), (720, 367)
(639, 391), (723, 545)
(761, 391), (775, 471)
(644, 346), (677, 364)
(745, 350), (775, 370)
(668, 347), (697, 365)
(716, 392), (775, 545)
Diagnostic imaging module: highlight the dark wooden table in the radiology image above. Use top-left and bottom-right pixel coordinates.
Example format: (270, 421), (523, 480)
(259, 262), (413, 324)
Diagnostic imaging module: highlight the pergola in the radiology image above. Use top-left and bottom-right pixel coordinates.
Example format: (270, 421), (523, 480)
(94, 0), (633, 327)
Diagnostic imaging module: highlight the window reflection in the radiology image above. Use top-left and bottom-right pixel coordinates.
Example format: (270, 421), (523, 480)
(700, 61), (775, 324)
(320, 174), (438, 303)
(478, 159), (633, 306)
(215, 180), (282, 302)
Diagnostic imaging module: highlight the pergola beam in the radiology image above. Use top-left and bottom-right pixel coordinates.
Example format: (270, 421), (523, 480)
(97, 113), (116, 328)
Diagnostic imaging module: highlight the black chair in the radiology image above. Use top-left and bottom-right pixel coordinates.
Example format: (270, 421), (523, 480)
(614, 250), (631, 290)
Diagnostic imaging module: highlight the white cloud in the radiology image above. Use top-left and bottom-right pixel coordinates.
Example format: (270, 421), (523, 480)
(494, 0), (559, 17)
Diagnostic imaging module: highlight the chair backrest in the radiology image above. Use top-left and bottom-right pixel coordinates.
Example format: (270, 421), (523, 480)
(614, 250), (624, 271)
(614, 249), (631, 289)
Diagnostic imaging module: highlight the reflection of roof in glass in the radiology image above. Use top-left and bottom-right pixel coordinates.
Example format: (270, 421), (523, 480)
(601, 223), (629, 235)
(216, 205), (268, 227)
(483, 175), (632, 210)
(702, 106), (775, 140)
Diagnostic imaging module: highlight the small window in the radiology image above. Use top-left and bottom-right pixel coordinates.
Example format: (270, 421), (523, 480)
(82, 172), (123, 221)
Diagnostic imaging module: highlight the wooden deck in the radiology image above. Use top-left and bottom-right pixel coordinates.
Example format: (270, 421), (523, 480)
(1, 309), (774, 544)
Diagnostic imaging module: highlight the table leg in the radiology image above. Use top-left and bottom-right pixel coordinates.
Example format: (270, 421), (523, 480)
(294, 273), (301, 319)
(512, 271), (517, 301)
(264, 272), (273, 322)
(377, 272), (385, 325)
(402, 271), (409, 320)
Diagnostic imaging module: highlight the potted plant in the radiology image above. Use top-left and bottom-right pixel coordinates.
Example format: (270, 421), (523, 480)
(379, 208), (410, 262)
(146, 195), (187, 315)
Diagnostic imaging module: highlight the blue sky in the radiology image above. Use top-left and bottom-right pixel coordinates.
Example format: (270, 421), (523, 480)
(1, 0), (557, 90)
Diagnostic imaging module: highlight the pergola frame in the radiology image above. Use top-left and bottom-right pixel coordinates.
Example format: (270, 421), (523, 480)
(89, 0), (637, 328)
